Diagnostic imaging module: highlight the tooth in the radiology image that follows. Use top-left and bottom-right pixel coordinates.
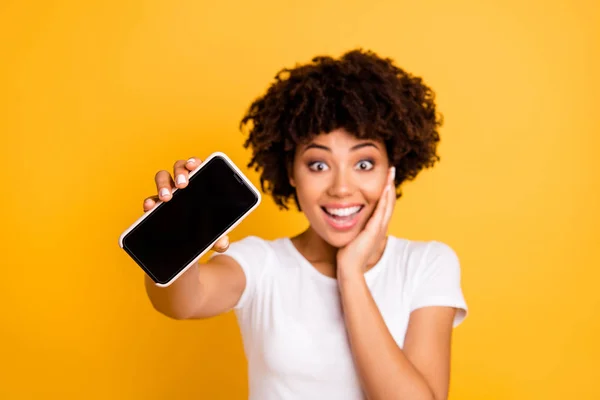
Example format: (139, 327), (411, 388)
(327, 206), (360, 216)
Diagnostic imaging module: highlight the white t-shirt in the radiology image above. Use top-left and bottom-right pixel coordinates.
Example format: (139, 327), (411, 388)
(214, 235), (468, 400)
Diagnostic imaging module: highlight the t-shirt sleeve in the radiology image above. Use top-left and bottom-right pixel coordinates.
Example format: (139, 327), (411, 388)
(209, 235), (270, 310)
(409, 241), (468, 328)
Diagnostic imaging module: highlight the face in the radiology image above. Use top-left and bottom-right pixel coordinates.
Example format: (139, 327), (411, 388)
(290, 128), (391, 248)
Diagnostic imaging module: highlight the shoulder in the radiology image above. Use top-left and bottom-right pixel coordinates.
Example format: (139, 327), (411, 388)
(227, 235), (271, 250)
(211, 235), (282, 311)
(386, 236), (467, 326)
(388, 235), (457, 256)
(386, 236), (461, 278)
(222, 235), (276, 261)
(226, 235), (288, 254)
(219, 235), (291, 269)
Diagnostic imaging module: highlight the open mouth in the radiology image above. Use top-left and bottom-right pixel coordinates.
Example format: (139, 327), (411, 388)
(321, 205), (364, 219)
(320, 205), (365, 231)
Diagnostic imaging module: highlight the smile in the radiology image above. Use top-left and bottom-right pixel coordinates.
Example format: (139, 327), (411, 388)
(321, 205), (364, 231)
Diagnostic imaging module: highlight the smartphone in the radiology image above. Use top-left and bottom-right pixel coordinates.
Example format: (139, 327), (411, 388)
(118, 152), (261, 287)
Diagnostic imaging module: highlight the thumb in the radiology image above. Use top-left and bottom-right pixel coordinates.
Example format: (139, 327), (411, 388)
(212, 235), (229, 253)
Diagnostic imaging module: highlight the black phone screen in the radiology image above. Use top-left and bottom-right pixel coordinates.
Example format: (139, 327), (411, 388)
(122, 156), (259, 285)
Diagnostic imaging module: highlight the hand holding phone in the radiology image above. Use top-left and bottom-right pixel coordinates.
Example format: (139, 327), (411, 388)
(141, 156), (231, 251)
(119, 152), (261, 287)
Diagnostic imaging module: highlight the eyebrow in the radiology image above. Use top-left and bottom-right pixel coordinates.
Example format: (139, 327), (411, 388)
(303, 142), (379, 153)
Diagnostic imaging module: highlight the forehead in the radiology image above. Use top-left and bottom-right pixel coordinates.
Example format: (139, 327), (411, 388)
(301, 128), (384, 150)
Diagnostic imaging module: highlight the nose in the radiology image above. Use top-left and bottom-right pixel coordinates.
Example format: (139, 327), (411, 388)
(327, 168), (354, 198)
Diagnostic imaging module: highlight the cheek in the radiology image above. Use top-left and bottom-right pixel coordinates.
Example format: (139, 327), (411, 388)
(361, 175), (387, 203)
(295, 180), (326, 211)
(292, 165), (326, 201)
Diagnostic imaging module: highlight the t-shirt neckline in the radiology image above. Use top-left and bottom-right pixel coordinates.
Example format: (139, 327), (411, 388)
(283, 236), (393, 286)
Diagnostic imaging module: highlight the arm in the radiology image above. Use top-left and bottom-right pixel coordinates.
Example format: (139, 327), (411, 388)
(335, 168), (465, 399)
(145, 255), (246, 320)
(144, 255), (246, 320)
(338, 273), (456, 400)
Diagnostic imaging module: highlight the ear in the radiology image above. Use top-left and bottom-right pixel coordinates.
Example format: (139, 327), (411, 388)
(287, 157), (296, 187)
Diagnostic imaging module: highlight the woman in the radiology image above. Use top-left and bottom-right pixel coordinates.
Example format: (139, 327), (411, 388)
(143, 49), (468, 400)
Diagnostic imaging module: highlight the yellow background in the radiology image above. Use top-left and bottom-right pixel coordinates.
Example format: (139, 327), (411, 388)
(1, 0), (598, 399)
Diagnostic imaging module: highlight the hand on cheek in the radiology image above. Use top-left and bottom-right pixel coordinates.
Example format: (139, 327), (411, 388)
(336, 167), (396, 280)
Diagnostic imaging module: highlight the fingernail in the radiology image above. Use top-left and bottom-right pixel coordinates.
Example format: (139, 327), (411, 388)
(176, 174), (186, 185)
(186, 158), (195, 164)
(391, 167), (396, 180)
(144, 198), (153, 205)
(160, 188), (170, 198)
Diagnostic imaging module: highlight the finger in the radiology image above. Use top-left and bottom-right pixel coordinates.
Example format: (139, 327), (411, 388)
(185, 157), (201, 171)
(380, 186), (394, 234)
(365, 184), (389, 233)
(173, 159), (191, 189)
(375, 168), (395, 220)
(155, 170), (175, 201)
(381, 167), (396, 231)
(143, 195), (159, 212)
(211, 236), (230, 253)
(369, 167), (395, 233)
(375, 185), (390, 227)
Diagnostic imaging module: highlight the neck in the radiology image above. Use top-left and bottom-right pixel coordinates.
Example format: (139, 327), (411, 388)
(291, 226), (389, 276)
(292, 226), (339, 266)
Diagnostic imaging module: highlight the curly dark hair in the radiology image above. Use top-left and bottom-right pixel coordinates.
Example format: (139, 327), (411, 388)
(240, 48), (443, 210)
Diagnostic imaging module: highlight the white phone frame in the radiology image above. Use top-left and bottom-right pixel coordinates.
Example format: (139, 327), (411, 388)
(118, 151), (262, 287)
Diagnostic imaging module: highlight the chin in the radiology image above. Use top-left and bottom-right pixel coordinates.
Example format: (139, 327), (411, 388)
(324, 233), (356, 248)
(317, 225), (364, 248)
(306, 205), (372, 248)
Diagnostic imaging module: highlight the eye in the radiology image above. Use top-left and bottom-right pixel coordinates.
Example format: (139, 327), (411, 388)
(308, 161), (329, 172)
(355, 160), (374, 171)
